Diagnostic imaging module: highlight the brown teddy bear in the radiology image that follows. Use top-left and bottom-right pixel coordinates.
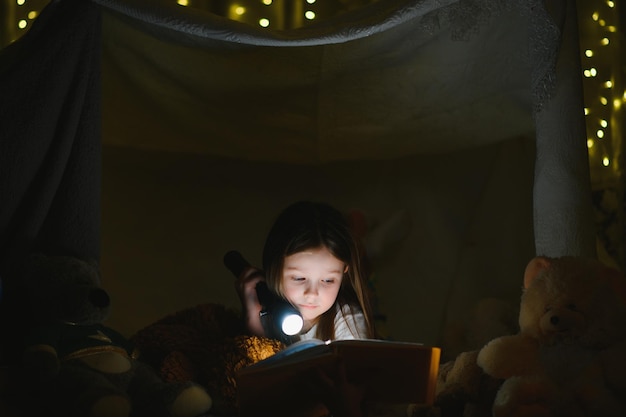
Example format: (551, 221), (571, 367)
(476, 256), (626, 417)
(131, 303), (286, 415)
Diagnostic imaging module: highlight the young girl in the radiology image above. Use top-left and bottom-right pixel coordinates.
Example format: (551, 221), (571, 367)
(236, 200), (376, 343)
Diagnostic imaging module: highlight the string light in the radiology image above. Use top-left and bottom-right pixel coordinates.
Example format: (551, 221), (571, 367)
(258, 18), (269, 27)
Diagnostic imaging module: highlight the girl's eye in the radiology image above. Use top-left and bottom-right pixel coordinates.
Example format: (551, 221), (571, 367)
(322, 279), (336, 284)
(291, 276), (306, 282)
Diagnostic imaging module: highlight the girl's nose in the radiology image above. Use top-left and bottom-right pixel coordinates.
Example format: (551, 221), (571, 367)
(304, 282), (318, 296)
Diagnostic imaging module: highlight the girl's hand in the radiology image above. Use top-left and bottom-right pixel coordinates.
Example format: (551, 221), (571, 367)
(236, 266), (266, 337)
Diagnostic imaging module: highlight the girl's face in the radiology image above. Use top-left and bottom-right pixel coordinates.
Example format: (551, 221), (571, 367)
(281, 246), (345, 328)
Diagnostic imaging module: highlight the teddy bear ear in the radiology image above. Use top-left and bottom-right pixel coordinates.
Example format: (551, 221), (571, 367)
(523, 256), (552, 289)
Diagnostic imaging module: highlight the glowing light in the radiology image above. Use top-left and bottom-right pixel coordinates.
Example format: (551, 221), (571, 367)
(176, 0), (188, 5)
(599, 19), (606, 26)
(262, 0), (272, 4)
(281, 314), (304, 336)
(584, 69), (597, 78)
(600, 96), (608, 105)
(607, 26), (617, 32)
(584, 108), (590, 115)
(585, 49), (594, 57)
(18, 20), (27, 29)
(597, 129), (605, 138)
(614, 99), (622, 109)
(603, 157), (610, 166)
(601, 37), (610, 45)
(234, 6), (245, 15)
(305, 10), (316, 19)
(587, 139), (594, 148)
(28, 11), (37, 19)
(306, 0), (316, 3)
(607, 0), (615, 7)
(604, 80), (613, 88)
(259, 18), (270, 27)
(592, 12), (599, 21)
(16, 0), (25, 5)
(600, 119), (608, 128)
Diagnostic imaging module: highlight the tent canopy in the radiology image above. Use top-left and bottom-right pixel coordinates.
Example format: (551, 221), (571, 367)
(0, 0), (595, 352)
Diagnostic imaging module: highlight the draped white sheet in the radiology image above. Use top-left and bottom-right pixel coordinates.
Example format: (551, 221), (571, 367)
(92, 0), (597, 351)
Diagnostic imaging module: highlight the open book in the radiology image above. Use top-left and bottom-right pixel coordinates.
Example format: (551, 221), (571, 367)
(236, 338), (441, 416)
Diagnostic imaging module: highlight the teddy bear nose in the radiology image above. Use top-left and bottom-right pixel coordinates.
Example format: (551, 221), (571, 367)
(89, 288), (110, 308)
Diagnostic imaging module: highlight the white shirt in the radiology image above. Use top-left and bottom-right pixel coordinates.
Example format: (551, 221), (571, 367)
(298, 303), (368, 341)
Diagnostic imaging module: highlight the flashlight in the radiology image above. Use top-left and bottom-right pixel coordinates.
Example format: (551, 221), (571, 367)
(223, 251), (303, 344)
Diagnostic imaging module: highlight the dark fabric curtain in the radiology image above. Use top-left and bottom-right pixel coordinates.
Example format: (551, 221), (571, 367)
(0, 0), (101, 361)
(0, 0), (102, 275)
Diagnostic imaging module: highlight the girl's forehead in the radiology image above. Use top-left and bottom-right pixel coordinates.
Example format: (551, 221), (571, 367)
(283, 247), (344, 270)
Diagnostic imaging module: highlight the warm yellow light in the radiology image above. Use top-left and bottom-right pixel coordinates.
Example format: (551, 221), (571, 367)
(262, 0), (272, 4)
(607, 26), (617, 32)
(600, 96), (608, 105)
(587, 139), (594, 148)
(234, 6), (245, 15)
(599, 19), (606, 26)
(597, 129), (605, 138)
(259, 18), (270, 27)
(604, 80), (613, 88)
(305, 10), (315, 19)
(585, 49), (594, 57)
(603, 157), (610, 166)
(27, 11), (37, 19)
(584, 69), (597, 78)
(16, 0), (25, 5)
(584, 107), (590, 115)
(18, 19), (27, 29)
(306, 0), (316, 3)
(592, 12), (599, 21)
(614, 98), (621, 109)
(601, 37), (610, 45)
(600, 119), (608, 128)
(607, 0), (615, 7)
(177, 0), (188, 5)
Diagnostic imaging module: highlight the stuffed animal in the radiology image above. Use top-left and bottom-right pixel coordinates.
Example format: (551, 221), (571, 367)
(476, 255), (626, 417)
(18, 253), (213, 417)
(131, 303), (286, 415)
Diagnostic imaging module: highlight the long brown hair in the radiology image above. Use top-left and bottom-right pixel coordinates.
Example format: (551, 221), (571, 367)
(262, 201), (375, 340)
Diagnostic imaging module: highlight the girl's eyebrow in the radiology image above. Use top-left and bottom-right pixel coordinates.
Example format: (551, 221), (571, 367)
(284, 266), (343, 274)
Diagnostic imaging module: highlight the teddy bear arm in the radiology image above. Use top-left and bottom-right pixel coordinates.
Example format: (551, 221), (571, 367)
(477, 335), (541, 379)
